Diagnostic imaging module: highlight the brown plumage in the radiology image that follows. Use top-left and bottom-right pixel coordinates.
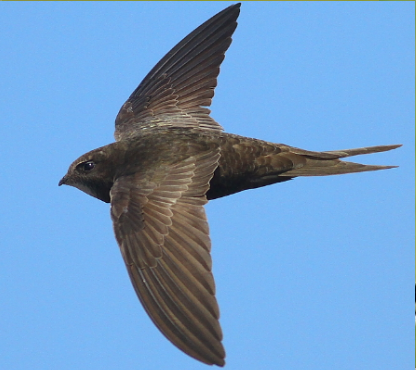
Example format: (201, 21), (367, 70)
(59, 3), (400, 366)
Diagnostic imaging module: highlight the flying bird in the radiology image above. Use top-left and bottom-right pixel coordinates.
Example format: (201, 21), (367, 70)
(59, 3), (400, 366)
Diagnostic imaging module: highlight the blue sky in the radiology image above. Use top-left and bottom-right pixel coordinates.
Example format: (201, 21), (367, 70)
(0, 2), (414, 369)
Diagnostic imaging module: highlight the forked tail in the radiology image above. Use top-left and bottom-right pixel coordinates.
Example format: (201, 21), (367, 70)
(279, 144), (401, 177)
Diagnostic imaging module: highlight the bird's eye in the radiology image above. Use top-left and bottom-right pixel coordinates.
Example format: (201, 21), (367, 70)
(77, 161), (95, 172)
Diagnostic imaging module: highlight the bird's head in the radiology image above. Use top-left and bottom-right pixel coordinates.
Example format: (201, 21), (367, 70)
(59, 146), (116, 203)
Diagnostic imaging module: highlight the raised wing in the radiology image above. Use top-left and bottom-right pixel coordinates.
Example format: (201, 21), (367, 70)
(114, 3), (241, 141)
(110, 149), (225, 366)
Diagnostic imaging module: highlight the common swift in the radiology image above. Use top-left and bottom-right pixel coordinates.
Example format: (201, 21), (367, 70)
(59, 3), (400, 366)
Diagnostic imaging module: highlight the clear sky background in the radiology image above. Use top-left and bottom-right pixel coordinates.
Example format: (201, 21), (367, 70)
(0, 2), (414, 370)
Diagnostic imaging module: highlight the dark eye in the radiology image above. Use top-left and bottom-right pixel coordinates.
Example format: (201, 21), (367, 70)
(77, 161), (95, 172)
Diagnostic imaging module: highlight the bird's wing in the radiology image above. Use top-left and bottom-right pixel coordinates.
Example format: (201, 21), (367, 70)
(110, 148), (225, 366)
(114, 3), (240, 141)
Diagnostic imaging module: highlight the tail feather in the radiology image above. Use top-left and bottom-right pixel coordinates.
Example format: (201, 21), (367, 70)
(322, 144), (402, 158)
(279, 144), (401, 177)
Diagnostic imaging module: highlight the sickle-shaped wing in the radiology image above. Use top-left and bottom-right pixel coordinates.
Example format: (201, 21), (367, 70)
(110, 148), (225, 366)
(114, 3), (241, 141)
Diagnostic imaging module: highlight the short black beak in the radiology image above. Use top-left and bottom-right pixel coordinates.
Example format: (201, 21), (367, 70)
(58, 176), (66, 186)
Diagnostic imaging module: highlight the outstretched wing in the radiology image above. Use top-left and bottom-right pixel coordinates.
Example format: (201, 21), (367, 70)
(114, 3), (241, 141)
(110, 149), (225, 366)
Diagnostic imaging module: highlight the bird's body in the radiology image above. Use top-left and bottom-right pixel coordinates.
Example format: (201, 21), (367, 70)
(59, 3), (400, 367)
(64, 127), (399, 204)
